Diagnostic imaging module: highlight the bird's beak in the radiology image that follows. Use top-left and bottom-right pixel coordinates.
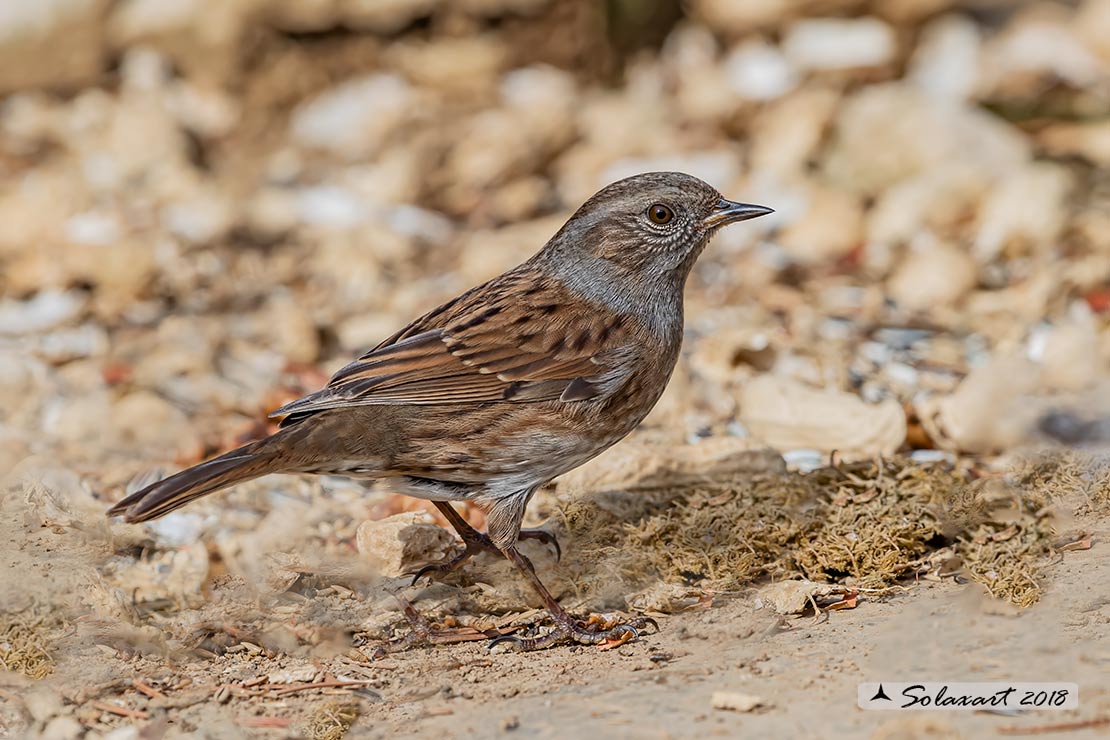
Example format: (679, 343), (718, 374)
(702, 198), (774, 228)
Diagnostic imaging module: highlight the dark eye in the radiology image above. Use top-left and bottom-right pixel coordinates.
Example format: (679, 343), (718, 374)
(647, 203), (674, 225)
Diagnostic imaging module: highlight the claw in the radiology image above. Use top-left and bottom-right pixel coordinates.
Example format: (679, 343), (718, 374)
(488, 634), (522, 652)
(548, 535), (562, 562)
(409, 564), (438, 587)
(519, 529), (561, 562)
(597, 625), (638, 651)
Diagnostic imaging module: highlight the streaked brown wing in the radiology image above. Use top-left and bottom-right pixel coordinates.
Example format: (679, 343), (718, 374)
(270, 270), (634, 419)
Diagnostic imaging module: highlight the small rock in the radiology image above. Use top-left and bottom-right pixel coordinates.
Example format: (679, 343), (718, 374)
(690, 327), (777, 384)
(983, 12), (1104, 91)
(824, 85), (1029, 195)
(64, 210), (121, 246)
(867, 165), (986, 254)
(267, 0), (441, 35)
(783, 17), (897, 71)
(712, 691), (770, 713)
(1030, 313), (1101, 392)
(1076, 0), (1110, 62)
(161, 194), (234, 245)
(244, 187), (299, 239)
(692, 0), (795, 35)
(1038, 121), (1110, 168)
(738, 375), (906, 459)
(146, 512), (205, 547)
(103, 541), (210, 605)
(264, 293), (320, 365)
(0, 0), (108, 93)
(296, 185), (369, 230)
(110, 390), (204, 460)
(916, 354), (1041, 454)
(908, 14), (981, 102)
(973, 163), (1073, 261)
(41, 715), (83, 740)
(910, 449), (956, 464)
(757, 579), (853, 615)
(267, 665), (317, 684)
(750, 87), (841, 179)
(101, 726), (140, 740)
(108, 0), (250, 84)
(355, 512), (457, 578)
(386, 36), (507, 91)
(557, 437), (785, 496)
(626, 583), (708, 615)
(290, 74), (416, 159)
(0, 291), (84, 336)
(22, 685), (65, 723)
(777, 185), (865, 264)
(887, 235), (977, 311)
(780, 448), (826, 472)
(722, 40), (798, 101)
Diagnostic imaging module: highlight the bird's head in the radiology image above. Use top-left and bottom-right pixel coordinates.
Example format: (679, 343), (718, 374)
(546, 171), (773, 278)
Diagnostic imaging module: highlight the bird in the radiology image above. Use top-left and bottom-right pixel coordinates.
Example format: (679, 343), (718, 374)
(108, 171), (772, 651)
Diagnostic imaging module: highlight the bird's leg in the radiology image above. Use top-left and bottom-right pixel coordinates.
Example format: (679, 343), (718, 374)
(410, 501), (559, 585)
(361, 591), (505, 659)
(489, 545), (657, 653)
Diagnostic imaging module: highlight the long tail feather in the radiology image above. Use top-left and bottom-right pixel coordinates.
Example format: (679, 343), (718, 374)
(107, 440), (284, 523)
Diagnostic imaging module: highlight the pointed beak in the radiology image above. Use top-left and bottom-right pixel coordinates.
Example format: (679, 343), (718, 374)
(702, 198), (774, 228)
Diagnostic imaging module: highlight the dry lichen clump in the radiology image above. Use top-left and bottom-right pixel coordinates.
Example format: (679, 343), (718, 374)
(302, 701), (360, 740)
(0, 609), (58, 680)
(558, 457), (1081, 608)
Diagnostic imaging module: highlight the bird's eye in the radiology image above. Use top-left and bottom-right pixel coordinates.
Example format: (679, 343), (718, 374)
(647, 203), (674, 225)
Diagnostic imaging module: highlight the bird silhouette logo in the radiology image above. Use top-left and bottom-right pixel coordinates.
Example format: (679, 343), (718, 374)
(870, 684), (892, 702)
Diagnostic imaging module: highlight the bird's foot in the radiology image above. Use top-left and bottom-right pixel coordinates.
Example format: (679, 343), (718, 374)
(487, 612), (659, 653)
(410, 528), (560, 586)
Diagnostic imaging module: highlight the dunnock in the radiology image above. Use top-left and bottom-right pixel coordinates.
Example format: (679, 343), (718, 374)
(108, 171), (772, 651)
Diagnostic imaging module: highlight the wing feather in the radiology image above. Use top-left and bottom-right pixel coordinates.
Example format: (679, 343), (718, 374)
(271, 270), (636, 421)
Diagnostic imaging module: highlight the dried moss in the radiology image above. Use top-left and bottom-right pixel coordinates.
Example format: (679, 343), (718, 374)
(302, 701), (360, 740)
(557, 455), (1088, 608)
(1009, 449), (1110, 516)
(0, 609), (58, 679)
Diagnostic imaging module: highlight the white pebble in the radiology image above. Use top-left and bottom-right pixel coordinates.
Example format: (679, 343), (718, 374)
(723, 41), (799, 101)
(784, 18), (897, 71)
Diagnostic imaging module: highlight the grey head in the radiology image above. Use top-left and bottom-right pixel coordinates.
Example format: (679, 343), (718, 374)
(540, 171), (773, 279)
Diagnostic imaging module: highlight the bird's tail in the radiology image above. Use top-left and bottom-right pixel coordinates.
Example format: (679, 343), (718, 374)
(107, 434), (290, 523)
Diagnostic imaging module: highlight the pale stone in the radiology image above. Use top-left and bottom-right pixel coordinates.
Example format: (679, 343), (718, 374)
(974, 163), (1072, 261)
(712, 692), (770, 713)
(908, 14), (981, 102)
(737, 375), (906, 459)
(556, 437), (785, 496)
(777, 185), (865, 263)
(0, 0), (108, 93)
(824, 85), (1029, 195)
(887, 236), (978, 311)
(355, 512), (457, 578)
(723, 40), (799, 101)
(783, 18), (897, 71)
(290, 74), (416, 159)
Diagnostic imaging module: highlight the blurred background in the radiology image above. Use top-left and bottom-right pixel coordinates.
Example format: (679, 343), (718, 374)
(1, 2), (1110, 736)
(1, 0), (1109, 481)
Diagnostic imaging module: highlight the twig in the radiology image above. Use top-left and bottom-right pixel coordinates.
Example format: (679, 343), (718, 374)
(269, 679), (379, 696)
(237, 717), (294, 728)
(88, 700), (150, 719)
(132, 679), (165, 699)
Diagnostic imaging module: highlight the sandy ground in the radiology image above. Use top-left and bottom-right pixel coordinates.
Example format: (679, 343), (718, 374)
(1, 465), (1107, 740)
(329, 513), (1110, 740)
(3, 2), (1110, 738)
